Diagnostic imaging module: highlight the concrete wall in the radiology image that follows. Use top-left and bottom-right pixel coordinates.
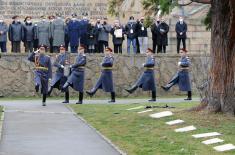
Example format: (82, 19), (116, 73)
(0, 53), (210, 97)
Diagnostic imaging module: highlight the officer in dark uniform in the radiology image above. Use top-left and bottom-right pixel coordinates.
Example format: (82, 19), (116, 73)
(86, 47), (115, 103)
(62, 45), (86, 104)
(161, 48), (192, 100)
(125, 48), (157, 102)
(48, 45), (70, 103)
(28, 45), (52, 106)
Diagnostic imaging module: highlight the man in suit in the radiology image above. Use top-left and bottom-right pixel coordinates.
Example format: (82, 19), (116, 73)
(175, 16), (187, 53)
(86, 47), (115, 103)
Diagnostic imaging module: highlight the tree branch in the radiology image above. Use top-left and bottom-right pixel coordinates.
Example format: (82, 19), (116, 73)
(191, 0), (211, 4)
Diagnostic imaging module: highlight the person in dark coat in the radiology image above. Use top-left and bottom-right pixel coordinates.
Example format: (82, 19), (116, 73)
(48, 15), (55, 53)
(157, 17), (169, 53)
(0, 17), (8, 53)
(125, 48), (156, 101)
(8, 16), (24, 53)
(110, 20), (124, 54)
(64, 17), (71, 51)
(28, 45), (52, 106)
(125, 16), (138, 55)
(161, 48), (192, 100)
(51, 14), (65, 53)
(86, 47), (115, 103)
(62, 45), (86, 104)
(137, 17), (148, 54)
(80, 15), (89, 52)
(23, 16), (35, 53)
(68, 13), (80, 53)
(87, 20), (98, 53)
(175, 16), (187, 53)
(35, 16), (51, 52)
(48, 45), (70, 103)
(33, 22), (39, 51)
(151, 17), (160, 53)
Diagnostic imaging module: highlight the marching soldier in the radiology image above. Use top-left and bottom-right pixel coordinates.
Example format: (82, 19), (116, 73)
(125, 48), (157, 102)
(48, 45), (70, 103)
(161, 48), (192, 100)
(28, 45), (52, 106)
(62, 45), (86, 104)
(86, 47), (115, 103)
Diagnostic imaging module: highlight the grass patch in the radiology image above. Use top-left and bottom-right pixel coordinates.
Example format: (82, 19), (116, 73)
(70, 102), (235, 155)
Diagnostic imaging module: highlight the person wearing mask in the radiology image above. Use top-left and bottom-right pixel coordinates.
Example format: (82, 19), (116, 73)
(175, 16), (187, 53)
(110, 20), (124, 54)
(86, 47), (115, 103)
(62, 45), (86, 104)
(151, 17), (160, 53)
(28, 45), (52, 106)
(8, 15), (24, 53)
(68, 13), (80, 53)
(35, 16), (51, 52)
(157, 17), (169, 53)
(0, 16), (8, 53)
(51, 13), (65, 53)
(80, 13), (89, 52)
(48, 15), (55, 53)
(48, 45), (70, 103)
(23, 16), (35, 53)
(161, 48), (192, 100)
(125, 48), (156, 102)
(87, 20), (98, 53)
(97, 18), (111, 53)
(137, 17), (148, 54)
(125, 16), (138, 55)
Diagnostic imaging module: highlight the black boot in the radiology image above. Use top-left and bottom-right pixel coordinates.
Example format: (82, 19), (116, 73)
(35, 84), (39, 92)
(108, 92), (115, 103)
(149, 91), (156, 102)
(184, 91), (192, 100)
(62, 91), (69, 103)
(61, 82), (70, 92)
(42, 94), (47, 106)
(86, 89), (96, 97)
(76, 92), (83, 104)
(125, 86), (138, 94)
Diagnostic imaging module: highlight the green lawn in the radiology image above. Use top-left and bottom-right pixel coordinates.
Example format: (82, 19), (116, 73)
(70, 102), (235, 155)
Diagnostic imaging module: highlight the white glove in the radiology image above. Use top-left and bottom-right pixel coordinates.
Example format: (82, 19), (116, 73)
(60, 65), (64, 68)
(180, 32), (183, 35)
(49, 78), (52, 82)
(70, 65), (72, 68)
(34, 50), (39, 54)
(178, 62), (181, 66)
(142, 63), (145, 66)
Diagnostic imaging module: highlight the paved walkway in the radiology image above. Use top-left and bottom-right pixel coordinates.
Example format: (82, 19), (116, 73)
(0, 98), (199, 155)
(0, 100), (121, 155)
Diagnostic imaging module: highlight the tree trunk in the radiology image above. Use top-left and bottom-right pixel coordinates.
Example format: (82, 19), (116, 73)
(207, 0), (235, 115)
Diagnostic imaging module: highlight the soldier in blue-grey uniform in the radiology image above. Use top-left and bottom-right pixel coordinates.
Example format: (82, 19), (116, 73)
(125, 48), (157, 102)
(86, 47), (115, 103)
(62, 45), (86, 104)
(161, 48), (192, 100)
(28, 45), (52, 106)
(48, 45), (70, 103)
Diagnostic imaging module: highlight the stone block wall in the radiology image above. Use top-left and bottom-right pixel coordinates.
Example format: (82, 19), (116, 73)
(0, 53), (210, 98)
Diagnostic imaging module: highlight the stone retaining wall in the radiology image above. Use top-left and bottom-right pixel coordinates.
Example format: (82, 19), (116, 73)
(0, 53), (210, 97)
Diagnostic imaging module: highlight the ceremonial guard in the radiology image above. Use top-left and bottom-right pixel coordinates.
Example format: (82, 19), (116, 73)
(48, 45), (70, 103)
(161, 48), (192, 100)
(28, 45), (52, 106)
(36, 16), (51, 51)
(125, 48), (157, 102)
(62, 46), (86, 104)
(86, 47), (115, 103)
